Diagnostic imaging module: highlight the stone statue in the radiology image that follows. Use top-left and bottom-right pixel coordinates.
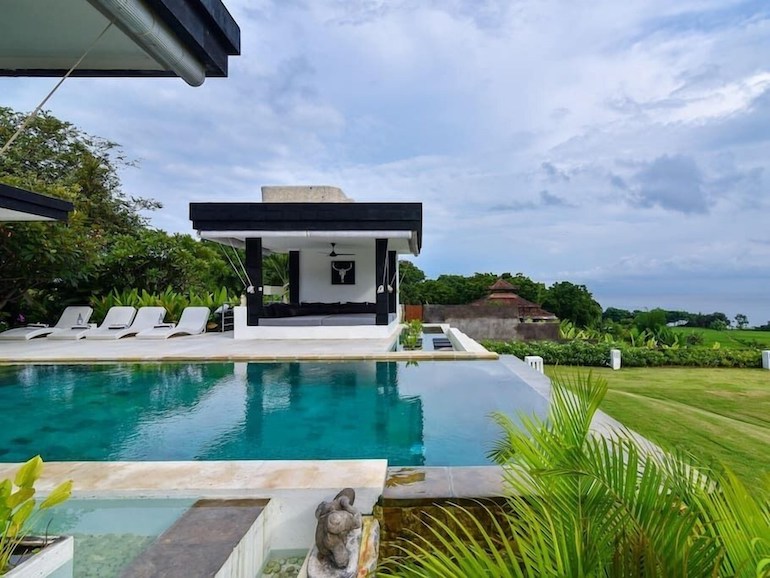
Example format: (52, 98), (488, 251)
(314, 488), (362, 569)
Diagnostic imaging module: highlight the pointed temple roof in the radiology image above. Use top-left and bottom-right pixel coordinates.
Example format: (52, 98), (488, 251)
(472, 278), (558, 319)
(488, 278), (518, 293)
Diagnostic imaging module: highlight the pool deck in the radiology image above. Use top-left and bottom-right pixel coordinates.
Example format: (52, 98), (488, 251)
(0, 330), (497, 363)
(0, 459), (389, 552)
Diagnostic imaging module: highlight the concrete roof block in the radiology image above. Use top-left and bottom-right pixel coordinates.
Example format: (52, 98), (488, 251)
(261, 186), (353, 203)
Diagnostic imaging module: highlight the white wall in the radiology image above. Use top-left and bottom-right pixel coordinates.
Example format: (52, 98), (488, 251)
(298, 246), (376, 303)
(233, 307), (401, 340)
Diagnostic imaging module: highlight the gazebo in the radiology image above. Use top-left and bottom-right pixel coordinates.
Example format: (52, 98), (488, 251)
(190, 186), (423, 340)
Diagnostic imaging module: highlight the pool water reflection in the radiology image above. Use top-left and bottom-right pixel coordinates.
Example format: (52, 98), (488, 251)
(0, 361), (547, 466)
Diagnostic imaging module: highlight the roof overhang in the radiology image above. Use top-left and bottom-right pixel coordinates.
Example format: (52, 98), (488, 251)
(190, 202), (424, 256)
(0, 182), (74, 222)
(0, 0), (240, 86)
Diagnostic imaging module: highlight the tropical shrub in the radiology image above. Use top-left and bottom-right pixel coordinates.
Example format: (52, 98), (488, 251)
(381, 374), (770, 577)
(400, 319), (423, 350)
(90, 287), (239, 323)
(1, 456), (73, 574)
(559, 320), (611, 342)
(560, 320), (687, 349)
(483, 340), (763, 368)
(685, 331), (705, 346)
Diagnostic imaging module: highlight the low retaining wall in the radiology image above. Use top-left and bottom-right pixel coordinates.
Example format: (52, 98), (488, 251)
(374, 499), (509, 561)
(423, 305), (558, 342)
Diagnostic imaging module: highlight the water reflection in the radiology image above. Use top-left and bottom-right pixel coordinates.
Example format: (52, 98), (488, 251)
(0, 362), (425, 465)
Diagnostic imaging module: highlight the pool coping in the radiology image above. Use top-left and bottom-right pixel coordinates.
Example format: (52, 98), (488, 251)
(0, 328), (498, 363)
(0, 351), (498, 364)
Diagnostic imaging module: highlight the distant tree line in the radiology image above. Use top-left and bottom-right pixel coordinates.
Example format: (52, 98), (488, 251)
(602, 307), (765, 331)
(401, 261), (769, 332)
(399, 261), (603, 328)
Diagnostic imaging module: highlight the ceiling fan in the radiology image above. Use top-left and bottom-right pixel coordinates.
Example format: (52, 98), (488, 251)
(320, 243), (355, 257)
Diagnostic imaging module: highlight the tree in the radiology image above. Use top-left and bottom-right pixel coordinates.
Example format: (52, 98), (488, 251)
(400, 270), (550, 306)
(734, 313), (749, 329)
(603, 307), (633, 324)
(91, 230), (241, 297)
(412, 273), (499, 305)
(398, 260), (426, 305)
(263, 253), (289, 288)
(710, 319), (728, 331)
(663, 309), (692, 324)
(0, 107), (149, 320)
(542, 281), (602, 328)
(634, 308), (667, 332)
(686, 312), (731, 329)
(0, 107), (239, 323)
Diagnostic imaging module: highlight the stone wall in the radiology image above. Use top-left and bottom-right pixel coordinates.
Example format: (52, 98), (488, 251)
(423, 304), (559, 342)
(374, 499), (509, 561)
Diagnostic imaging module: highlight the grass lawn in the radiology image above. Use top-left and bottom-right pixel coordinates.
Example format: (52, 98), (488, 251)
(670, 327), (770, 349)
(544, 366), (770, 490)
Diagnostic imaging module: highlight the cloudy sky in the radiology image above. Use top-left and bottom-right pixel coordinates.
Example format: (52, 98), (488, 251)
(3, 0), (770, 325)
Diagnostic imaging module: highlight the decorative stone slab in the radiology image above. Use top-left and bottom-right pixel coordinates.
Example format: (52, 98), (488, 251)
(449, 466), (508, 499)
(381, 466), (508, 506)
(357, 517), (380, 577)
(381, 467), (452, 506)
(118, 499), (268, 578)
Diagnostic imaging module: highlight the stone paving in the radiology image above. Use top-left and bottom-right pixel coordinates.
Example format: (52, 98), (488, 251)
(0, 330), (497, 362)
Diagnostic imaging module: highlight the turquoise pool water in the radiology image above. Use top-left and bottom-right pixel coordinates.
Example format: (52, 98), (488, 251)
(0, 361), (547, 466)
(30, 499), (193, 578)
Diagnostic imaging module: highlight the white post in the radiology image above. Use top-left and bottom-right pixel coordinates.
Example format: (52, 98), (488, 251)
(524, 355), (544, 374)
(762, 350), (770, 370)
(610, 349), (621, 370)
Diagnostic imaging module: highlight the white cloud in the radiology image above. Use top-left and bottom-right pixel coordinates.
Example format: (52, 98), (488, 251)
(1, 0), (769, 320)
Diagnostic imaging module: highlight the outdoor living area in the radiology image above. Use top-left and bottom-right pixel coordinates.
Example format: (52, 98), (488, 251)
(190, 186), (423, 340)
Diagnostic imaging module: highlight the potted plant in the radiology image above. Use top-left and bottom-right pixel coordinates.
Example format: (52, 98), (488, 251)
(1, 456), (73, 577)
(400, 319), (423, 350)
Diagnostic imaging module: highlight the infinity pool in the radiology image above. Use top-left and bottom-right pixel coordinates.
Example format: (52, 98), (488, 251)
(0, 361), (547, 466)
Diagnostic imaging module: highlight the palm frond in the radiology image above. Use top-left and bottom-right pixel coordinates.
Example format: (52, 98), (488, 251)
(382, 370), (769, 578)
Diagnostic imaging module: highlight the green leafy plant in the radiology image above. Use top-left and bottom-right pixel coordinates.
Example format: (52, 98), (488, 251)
(1, 456), (73, 574)
(686, 331), (705, 346)
(90, 287), (239, 324)
(381, 374), (770, 577)
(400, 319), (423, 350)
(483, 340), (763, 368)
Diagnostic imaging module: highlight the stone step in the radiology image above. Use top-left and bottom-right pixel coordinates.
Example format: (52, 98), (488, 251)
(119, 498), (269, 578)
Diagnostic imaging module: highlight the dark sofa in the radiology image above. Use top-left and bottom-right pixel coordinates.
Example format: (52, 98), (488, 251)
(261, 302), (376, 318)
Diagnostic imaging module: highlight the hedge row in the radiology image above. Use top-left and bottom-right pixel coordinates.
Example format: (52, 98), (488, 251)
(482, 340), (763, 368)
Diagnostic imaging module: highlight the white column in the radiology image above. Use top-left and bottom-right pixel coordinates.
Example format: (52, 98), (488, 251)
(610, 349), (621, 370)
(762, 350), (770, 370)
(524, 355), (544, 374)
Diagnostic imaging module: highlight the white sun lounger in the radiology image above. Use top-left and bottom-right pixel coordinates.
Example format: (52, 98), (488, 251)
(0, 306), (93, 340)
(136, 307), (210, 339)
(85, 306), (166, 340)
(49, 306), (137, 340)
